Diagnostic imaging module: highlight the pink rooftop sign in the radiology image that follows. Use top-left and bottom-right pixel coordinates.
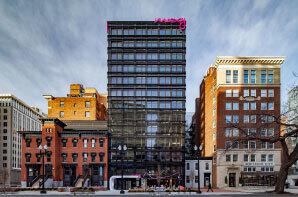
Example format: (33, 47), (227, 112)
(154, 18), (186, 31)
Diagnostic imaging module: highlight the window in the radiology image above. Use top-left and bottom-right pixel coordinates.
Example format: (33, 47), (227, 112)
(268, 154), (274, 162)
(244, 89), (249, 97)
(251, 115), (256, 123)
(226, 103), (232, 110)
(62, 153), (67, 162)
(250, 154), (256, 162)
(244, 70), (249, 84)
(85, 101), (91, 108)
(62, 139), (67, 147)
(205, 163), (209, 170)
(72, 153), (78, 162)
(268, 102), (274, 110)
(233, 115), (239, 123)
(233, 90), (239, 97)
(99, 154), (104, 162)
(251, 70), (256, 84)
(59, 111), (64, 118)
(60, 101), (64, 107)
(72, 139), (78, 147)
(99, 139), (104, 147)
(226, 90), (232, 97)
(251, 89), (256, 97)
(83, 153), (88, 162)
(249, 141), (256, 149)
(233, 103), (239, 110)
(25, 154), (31, 162)
(233, 70), (238, 83)
(91, 139), (96, 148)
(233, 129), (239, 137)
(91, 153), (96, 162)
(186, 163), (190, 170)
(232, 141), (239, 149)
(261, 90), (267, 97)
(25, 139), (31, 147)
(243, 115), (250, 123)
(226, 154), (231, 162)
(225, 115), (232, 123)
(268, 89), (274, 97)
(244, 103), (249, 110)
(261, 70), (266, 84)
(85, 111), (90, 118)
(83, 139), (88, 148)
(233, 154), (238, 162)
(261, 103), (267, 110)
(226, 70), (231, 83)
(195, 162), (198, 170)
(261, 154), (266, 162)
(225, 128), (232, 137)
(268, 70), (274, 84)
(251, 102), (256, 110)
(244, 154), (249, 162)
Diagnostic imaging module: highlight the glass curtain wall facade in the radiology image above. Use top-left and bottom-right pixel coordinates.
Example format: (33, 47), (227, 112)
(107, 21), (186, 185)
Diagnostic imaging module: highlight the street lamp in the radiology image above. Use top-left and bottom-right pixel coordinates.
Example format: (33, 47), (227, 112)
(38, 144), (48, 194)
(194, 144), (203, 194)
(118, 144), (127, 194)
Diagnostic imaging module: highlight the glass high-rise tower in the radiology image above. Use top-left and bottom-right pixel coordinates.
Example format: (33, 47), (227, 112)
(107, 20), (186, 187)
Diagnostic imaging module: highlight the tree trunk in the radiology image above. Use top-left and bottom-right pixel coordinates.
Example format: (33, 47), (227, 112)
(274, 163), (289, 193)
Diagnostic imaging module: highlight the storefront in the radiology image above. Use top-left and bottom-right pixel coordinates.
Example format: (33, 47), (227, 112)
(241, 172), (277, 186)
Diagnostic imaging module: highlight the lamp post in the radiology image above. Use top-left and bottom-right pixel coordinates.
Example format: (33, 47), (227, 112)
(38, 144), (48, 194)
(194, 144), (202, 194)
(118, 144), (127, 194)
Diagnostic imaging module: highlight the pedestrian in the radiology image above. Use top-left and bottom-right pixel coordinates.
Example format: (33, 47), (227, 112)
(207, 181), (213, 192)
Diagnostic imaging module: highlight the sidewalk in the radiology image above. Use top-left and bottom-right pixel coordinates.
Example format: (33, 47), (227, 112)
(225, 186), (298, 194)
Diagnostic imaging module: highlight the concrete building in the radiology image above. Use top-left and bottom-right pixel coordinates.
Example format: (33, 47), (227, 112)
(199, 56), (285, 188)
(44, 84), (107, 121)
(185, 158), (212, 189)
(0, 94), (44, 186)
(286, 85), (298, 186)
(107, 20), (186, 188)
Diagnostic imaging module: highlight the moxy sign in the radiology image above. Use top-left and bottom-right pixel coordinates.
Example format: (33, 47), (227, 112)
(154, 18), (186, 31)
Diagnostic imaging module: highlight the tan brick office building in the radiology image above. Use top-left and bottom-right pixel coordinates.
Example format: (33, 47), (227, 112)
(44, 84), (107, 121)
(199, 56), (285, 188)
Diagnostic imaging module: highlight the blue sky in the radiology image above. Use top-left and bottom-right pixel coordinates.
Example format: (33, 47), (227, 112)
(0, 0), (297, 113)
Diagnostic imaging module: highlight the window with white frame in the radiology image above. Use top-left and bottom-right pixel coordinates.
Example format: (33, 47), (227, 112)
(261, 154), (266, 162)
(244, 103), (249, 110)
(251, 102), (256, 110)
(268, 154), (274, 162)
(261, 103), (267, 110)
(244, 89), (249, 97)
(225, 128), (232, 137)
(225, 115), (232, 123)
(226, 70), (231, 84)
(251, 89), (256, 97)
(244, 154), (249, 162)
(226, 103), (232, 110)
(233, 128), (239, 137)
(268, 89), (274, 97)
(233, 89), (239, 97)
(268, 102), (274, 110)
(233, 103), (239, 110)
(261, 89), (267, 97)
(250, 154), (256, 162)
(83, 139), (88, 148)
(249, 141), (256, 149)
(226, 90), (232, 97)
(226, 154), (231, 162)
(91, 139), (96, 148)
(243, 115), (250, 123)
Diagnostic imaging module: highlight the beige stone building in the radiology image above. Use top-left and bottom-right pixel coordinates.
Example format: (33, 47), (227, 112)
(199, 56), (284, 188)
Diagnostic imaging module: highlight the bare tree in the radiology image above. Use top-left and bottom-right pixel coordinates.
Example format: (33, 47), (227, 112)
(225, 104), (298, 193)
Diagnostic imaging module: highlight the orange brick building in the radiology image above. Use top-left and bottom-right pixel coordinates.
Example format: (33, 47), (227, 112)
(19, 84), (109, 188)
(198, 56), (285, 188)
(44, 84), (107, 121)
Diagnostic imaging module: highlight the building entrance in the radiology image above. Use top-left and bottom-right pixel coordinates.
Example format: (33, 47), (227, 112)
(229, 173), (236, 187)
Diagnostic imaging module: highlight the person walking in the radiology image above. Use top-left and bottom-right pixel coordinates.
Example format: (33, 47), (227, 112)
(207, 181), (213, 192)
